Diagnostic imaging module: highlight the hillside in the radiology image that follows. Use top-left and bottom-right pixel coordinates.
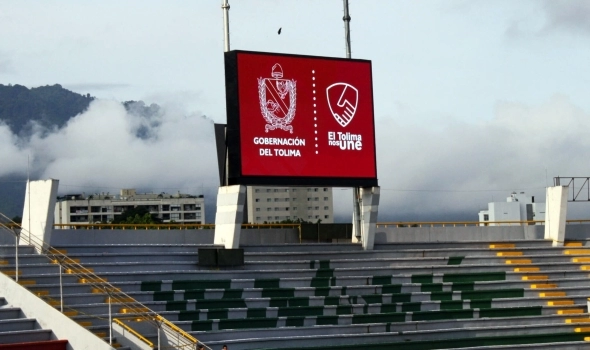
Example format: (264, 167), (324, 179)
(0, 84), (94, 135)
(0, 84), (160, 218)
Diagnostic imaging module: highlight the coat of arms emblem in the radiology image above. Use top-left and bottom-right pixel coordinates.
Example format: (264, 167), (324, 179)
(326, 83), (358, 128)
(258, 64), (297, 133)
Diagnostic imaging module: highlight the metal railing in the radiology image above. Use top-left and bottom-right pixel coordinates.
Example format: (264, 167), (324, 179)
(113, 318), (154, 348)
(53, 223), (302, 230)
(377, 219), (590, 228)
(0, 213), (210, 350)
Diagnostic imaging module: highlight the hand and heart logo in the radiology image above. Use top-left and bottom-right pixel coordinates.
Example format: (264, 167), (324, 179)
(258, 64), (359, 132)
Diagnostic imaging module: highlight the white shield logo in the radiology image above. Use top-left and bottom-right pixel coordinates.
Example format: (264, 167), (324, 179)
(258, 63), (297, 133)
(326, 83), (358, 128)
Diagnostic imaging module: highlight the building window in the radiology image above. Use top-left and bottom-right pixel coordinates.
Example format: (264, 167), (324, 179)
(292, 207), (297, 210)
(267, 198), (272, 202)
(324, 215), (329, 219)
(324, 206), (329, 210)
(275, 216), (280, 220)
(267, 208), (272, 211)
(274, 198), (280, 202)
(274, 207), (280, 211)
(255, 189), (260, 193)
(314, 206), (319, 210)
(307, 188), (311, 192)
(284, 207), (289, 211)
(315, 215), (319, 219)
(266, 189), (271, 193)
(314, 188), (318, 192)
(268, 216), (272, 220)
(292, 188), (297, 192)
(256, 216), (261, 220)
(323, 197), (328, 201)
(323, 188), (328, 191)
(484, 214), (489, 221)
(255, 198), (260, 202)
(314, 197), (319, 201)
(256, 208), (260, 212)
(274, 189), (279, 192)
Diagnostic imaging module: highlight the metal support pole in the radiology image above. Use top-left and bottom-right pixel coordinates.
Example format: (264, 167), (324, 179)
(14, 233), (18, 283)
(157, 324), (161, 350)
(343, 0), (352, 59)
(59, 264), (63, 312)
(343, 0), (362, 241)
(222, 0), (230, 52)
(108, 295), (112, 345)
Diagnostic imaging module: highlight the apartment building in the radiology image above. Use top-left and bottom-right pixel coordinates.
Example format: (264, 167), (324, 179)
(246, 186), (334, 224)
(54, 188), (205, 226)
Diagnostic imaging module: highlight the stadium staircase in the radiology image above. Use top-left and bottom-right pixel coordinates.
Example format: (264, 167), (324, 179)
(4, 224), (590, 349)
(0, 293), (68, 350)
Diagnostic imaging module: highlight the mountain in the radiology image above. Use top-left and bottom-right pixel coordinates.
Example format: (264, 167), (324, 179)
(0, 84), (160, 218)
(0, 84), (94, 136)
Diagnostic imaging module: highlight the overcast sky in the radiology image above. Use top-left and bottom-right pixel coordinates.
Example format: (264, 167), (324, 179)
(2, 0), (590, 222)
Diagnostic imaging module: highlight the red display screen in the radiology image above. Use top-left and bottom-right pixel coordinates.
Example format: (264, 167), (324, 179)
(225, 51), (377, 187)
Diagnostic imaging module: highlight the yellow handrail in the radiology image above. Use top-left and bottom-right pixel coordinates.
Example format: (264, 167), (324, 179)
(52, 223), (302, 230)
(113, 318), (154, 348)
(155, 315), (199, 343)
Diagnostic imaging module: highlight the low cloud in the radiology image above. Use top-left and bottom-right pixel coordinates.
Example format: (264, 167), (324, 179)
(2, 95), (590, 222)
(0, 99), (218, 204)
(507, 1), (590, 38)
(335, 95), (590, 221)
(542, 0), (590, 34)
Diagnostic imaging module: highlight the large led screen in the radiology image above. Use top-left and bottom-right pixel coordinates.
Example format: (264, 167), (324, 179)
(225, 50), (377, 187)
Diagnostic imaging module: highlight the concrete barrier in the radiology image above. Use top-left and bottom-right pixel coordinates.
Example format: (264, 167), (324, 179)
(49, 228), (299, 246)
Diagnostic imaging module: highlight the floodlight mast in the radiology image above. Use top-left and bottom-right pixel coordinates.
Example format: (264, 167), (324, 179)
(343, 0), (352, 59)
(343, 0), (362, 240)
(222, 0), (230, 52)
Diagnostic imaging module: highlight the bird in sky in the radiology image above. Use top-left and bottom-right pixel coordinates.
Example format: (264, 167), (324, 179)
(278, 27), (282, 35)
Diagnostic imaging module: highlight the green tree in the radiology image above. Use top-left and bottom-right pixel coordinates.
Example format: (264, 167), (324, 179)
(111, 207), (162, 225)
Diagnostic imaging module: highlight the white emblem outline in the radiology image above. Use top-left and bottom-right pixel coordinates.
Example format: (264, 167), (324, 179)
(258, 63), (297, 133)
(326, 83), (358, 128)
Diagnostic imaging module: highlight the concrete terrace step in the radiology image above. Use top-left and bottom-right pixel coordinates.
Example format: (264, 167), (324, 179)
(373, 240), (554, 250)
(52, 244), (218, 254)
(0, 329), (52, 344)
(0, 246), (36, 255)
(14, 264), (585, 284)
(0, 318), (37, 332)
(0, 309), (22, 321)
(189, 314), (579, 343)
(202, 323), (590, 350)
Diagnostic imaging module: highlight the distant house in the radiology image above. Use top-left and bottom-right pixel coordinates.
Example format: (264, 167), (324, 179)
(54, 188), (205, 226)
(478, 192), (545, 226)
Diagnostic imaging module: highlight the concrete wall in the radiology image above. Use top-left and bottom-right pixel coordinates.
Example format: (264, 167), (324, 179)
(46, 225), (590, 246)
(374, 225), (545, 243)
(49, 228), (299, 246)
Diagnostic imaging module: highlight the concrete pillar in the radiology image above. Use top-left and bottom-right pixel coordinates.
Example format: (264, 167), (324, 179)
(21, 179), (59, 252)
(214, 185), (246, 248)
(352, 186), (380, 250)
(544, 185), (568, 246)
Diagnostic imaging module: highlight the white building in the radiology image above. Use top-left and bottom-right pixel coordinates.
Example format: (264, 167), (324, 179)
(478, 192), (545, 225)
(246, 186), (334, 224)
(54, 189), (205, 226)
